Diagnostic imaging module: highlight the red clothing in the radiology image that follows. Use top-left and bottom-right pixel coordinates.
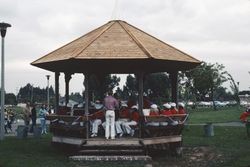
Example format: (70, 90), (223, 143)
(170, 108), (178, 114)
(161, 109), (172, 116)
(119, 108), (130, 119)
(240, 112), (250, 122)
(178, 108), (186, 114)
(149, 111), (159, 116)
(131, 111), (140, 122)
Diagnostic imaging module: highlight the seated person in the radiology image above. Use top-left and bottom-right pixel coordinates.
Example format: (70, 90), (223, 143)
(161, 103), (178, 126)
(146, 104), (160, 126)
(178, 102), (186, 114)
(90, 109), (105, 137)
(115, 103), (130, 137)
(170, 102), (178, 114)
(240, 107), (250, 123)
(122, 105), (140, 137)
(160, 103), (172, 126)
(161, 103), (172, 115)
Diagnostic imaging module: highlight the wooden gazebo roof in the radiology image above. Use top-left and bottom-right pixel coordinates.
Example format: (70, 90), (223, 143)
(31, 20), (200, 73)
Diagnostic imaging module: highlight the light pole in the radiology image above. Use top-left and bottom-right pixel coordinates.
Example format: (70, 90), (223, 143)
(46, 75), (50, 109)
(0, 22), (11, 140)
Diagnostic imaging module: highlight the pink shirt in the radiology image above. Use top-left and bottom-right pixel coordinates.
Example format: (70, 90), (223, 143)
(104, 95), (119, 110)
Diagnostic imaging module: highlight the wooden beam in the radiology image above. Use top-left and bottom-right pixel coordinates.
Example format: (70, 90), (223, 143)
(137, 72), (144, 138)
(84, 73), (89, 139)
(55, 72), (60, 114)
(52, 136), (85, 145)
(69, 155), (152, 162)
(142, 135), (182, 145)
(86, 138), (141, 146)
(64, 73), (72, 105)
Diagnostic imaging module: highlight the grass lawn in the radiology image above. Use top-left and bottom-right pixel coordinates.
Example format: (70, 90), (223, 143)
(183, 126), (250, 167)
(0, 135), (76, 167)
(0, 106), (249, 167)
(187, 106), (244, 124)
(1, 126), (249, 167)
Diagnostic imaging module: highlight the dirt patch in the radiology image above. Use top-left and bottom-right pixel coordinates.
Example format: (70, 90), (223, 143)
(152, 146), (225, 167)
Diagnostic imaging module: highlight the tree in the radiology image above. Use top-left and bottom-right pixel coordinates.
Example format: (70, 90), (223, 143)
(144, 73), (171, 104)
(5, 93), (17, 105)
(88, 74), (120, 101)
(69, 92), (83, 103)
(18, 84), (55, 104)
(183, 62), (228, 110)
(227, 73), (240, 106)
(121, 73), (171, 104)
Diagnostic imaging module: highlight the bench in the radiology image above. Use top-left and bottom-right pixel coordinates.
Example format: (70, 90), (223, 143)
(142, 114), (188, 138)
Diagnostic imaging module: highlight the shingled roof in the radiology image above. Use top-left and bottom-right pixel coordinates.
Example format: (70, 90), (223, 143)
(31, 20), (200, 73)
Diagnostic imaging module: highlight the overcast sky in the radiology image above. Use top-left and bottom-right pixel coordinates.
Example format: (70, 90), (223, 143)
(1, 0), (250, 95)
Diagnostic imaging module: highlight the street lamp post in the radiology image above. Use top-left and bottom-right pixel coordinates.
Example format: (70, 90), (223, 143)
(0, 22), (11, 140)
(46, 75), (50, 109)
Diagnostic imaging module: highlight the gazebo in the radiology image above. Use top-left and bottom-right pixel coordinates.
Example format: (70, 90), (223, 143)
(31, 20), (200, 156)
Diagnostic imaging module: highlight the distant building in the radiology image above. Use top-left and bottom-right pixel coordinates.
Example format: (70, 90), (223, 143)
(239, 94), (250, 106)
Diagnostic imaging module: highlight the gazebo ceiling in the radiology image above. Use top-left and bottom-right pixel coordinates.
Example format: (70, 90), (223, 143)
(31, 20), (201, 73)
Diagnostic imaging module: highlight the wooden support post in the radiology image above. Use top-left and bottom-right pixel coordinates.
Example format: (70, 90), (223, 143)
(64, 73), (72, 106)
(55, 72), (60, 114)
(137, 72), (144, 138)
(170, 71), (178, 104)
(84, 73), (89, 139)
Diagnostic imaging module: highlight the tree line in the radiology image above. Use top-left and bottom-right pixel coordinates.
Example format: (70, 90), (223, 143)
(1, 61), (245, 107)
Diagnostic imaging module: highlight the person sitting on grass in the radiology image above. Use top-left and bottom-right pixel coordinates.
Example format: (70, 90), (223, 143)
(240, 107), (250, 123)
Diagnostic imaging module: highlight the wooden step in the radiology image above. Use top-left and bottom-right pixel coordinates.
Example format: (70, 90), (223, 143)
(79, 149), (144, 154)
(69, 155), (152, 162)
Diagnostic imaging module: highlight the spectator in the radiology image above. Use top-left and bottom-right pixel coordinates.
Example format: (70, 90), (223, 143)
(39, 104), (49, 134)
(22, 102), (31, 126)
(240, 107), (250, 123)
(30, 103), (37, 133)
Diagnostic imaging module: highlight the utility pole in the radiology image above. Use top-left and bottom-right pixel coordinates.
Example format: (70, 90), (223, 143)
(46, 75), (50, 108)
(0, 22), (11, 140)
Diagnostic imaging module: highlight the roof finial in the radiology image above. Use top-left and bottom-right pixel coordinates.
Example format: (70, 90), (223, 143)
(111, 0), (119, 20)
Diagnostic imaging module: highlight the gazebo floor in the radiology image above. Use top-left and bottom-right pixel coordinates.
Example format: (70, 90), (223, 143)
(52, 135), (182, 147)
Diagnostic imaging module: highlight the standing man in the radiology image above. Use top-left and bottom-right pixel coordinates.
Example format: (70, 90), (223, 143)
(30, 103), (37, 133)
(103, 91), (119, 139)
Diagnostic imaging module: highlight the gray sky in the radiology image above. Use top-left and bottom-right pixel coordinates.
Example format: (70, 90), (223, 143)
(1, 0), (250, 95)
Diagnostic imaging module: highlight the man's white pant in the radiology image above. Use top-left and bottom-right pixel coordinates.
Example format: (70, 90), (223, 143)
(91, 119), (102, 134)
(146, 122), (160, 126)
(105, 110), (115, 139)
(115, 118), (129, 134)
(122, 120), (137, 134)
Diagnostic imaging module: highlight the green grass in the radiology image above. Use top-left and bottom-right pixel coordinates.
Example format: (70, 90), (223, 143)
(0, 106), (249, 167)
(187, 106), (243, 124)
(183, 126), (250, 167)
(0, 135), (76, 167)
